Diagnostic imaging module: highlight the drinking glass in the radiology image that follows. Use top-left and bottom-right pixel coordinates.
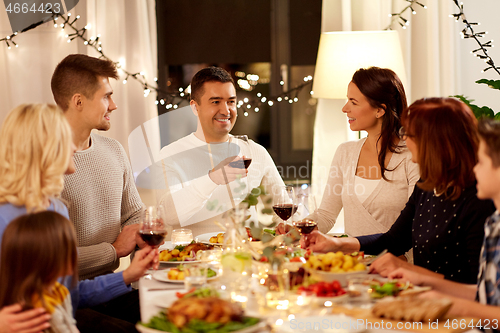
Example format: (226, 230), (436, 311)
(171, 228), (193, 246)
(184, 264), (208, 290)
(138, 205), (167, 247)
(228, 135), (252, 170)
(293, 194), (318, 238)
(272, 185), (297, 228)
(138, 205), (167, 279)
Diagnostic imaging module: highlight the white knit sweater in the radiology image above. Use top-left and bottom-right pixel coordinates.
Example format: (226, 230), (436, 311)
(312, 138), (420, 236)
(155, 133), (285, 236)
(62, 132), (143, 280)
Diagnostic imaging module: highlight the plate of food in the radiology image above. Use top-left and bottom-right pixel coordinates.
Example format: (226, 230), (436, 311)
(304, 252), (368, 286)
(197, 228), (276, 246)
(196, 232), (225, 245)
(138, 288), (266, 333)
(296, 280), (348, 306)
(367, 279), (431, 298)
(158, 241), (214, 264)
(152, 266), (218, 284)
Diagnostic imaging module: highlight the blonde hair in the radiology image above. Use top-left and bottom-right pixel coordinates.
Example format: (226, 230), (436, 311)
(0, 104), (72, 212)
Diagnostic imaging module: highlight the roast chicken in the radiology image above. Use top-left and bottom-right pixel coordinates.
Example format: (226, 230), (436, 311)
(167, 296), (244, 328)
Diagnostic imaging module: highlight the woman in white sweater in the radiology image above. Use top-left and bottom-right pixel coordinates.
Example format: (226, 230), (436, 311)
(278, 67), (419, 243)
(314, 67), (419, 237)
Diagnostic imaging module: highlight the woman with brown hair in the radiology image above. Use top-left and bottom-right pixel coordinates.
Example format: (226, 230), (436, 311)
(278, 67), (419, 242)
(305, 97), (495, 284)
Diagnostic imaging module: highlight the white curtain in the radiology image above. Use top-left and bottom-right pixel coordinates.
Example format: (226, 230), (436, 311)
(0, 0), (158, 154)
(312, 0), (460, 233)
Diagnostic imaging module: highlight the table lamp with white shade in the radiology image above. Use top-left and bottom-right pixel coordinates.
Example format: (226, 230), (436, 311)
(312, 30), (407, 99)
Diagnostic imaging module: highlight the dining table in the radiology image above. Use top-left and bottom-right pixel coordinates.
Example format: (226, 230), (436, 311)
(138, 262), (481, 333)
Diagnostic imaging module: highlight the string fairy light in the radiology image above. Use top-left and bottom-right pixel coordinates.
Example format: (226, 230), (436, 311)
(385, 0), (427, 30)
(450, 0), (500, 75)
(1, 11), (317, 115)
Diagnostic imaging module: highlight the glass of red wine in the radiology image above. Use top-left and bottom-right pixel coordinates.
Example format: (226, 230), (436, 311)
(272, 185), (297, 229)
(139, 205), (167, 247)
(292, 194), (318, 239)
(228, 135), (252, 170)
(138, 205), (167, 278)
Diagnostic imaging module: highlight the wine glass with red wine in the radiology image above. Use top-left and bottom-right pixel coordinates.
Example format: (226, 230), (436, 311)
(292, 194), (318, 237)
(228, 135), (252, 170)
(273, 185), (297, 228)
(138, 205), (167, 248)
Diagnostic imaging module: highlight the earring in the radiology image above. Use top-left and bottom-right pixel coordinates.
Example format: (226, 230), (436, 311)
(376, 114), (379, 118)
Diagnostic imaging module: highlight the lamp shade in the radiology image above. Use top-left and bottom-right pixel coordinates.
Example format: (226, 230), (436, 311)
(312, 31), (407, 99)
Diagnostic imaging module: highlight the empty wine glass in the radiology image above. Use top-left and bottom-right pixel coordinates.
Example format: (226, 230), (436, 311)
(272, 185), (297, 228)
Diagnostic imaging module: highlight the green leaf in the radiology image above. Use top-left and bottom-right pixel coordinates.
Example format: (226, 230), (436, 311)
(261, 208), (274, 215)
(263, 246), (276, 257)
(494, 112), (500, 121)
(452, 95), (494, 119)
(206, 199), (218, 211)
(476, 79), (500, 90)
(261, 232), (275, 243)
(250, 187), (262, 196)
(250, 227), (261, 240)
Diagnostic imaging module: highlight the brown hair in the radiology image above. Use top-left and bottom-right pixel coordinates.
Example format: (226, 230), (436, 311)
(351, 67), (408, 180)
(402, 97), (478, 200)
(478, 118), (500, 167)
(190, 67), (235, 103)
(0, 211), (78, 309)
(51, 54), (118, 111)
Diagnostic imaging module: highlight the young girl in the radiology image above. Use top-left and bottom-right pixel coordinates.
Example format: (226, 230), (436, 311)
(0, 211), (79, 333)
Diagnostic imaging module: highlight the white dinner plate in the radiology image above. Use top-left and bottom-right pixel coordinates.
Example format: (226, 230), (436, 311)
(152, 268), (218, 284)
(151, 290), (183, 308)
(195, 232), (223, 245)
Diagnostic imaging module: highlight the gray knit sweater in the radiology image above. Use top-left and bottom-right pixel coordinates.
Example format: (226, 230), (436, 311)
(62, 132), (143, 280)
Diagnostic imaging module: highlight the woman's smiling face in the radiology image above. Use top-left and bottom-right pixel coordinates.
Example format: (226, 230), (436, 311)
(342, 82), (382, 133)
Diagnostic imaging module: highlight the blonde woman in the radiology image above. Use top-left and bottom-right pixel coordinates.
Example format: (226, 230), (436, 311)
(0, 104), (157, 333)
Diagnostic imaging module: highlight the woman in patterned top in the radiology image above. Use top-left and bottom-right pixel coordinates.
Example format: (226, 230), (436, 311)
(388, 118), (500, 327)
(0, 211), (79, 333)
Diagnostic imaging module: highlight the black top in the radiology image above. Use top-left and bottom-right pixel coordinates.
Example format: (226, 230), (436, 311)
(357, 183), (495, 284)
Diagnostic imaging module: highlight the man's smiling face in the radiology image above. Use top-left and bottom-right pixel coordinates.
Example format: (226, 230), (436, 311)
(192, 81), (237, 143)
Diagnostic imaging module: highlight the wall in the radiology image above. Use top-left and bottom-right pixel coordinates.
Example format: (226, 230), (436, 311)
(457, 0), (500, 113)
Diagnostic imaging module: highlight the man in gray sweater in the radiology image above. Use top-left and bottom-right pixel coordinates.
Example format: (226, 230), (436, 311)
(51, 54), (145, 333)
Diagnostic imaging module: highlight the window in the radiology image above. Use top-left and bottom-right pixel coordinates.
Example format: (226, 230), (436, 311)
(156, 0), (321, 181)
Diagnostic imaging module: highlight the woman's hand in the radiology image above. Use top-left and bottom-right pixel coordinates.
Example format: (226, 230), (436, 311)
(0, 304), (50, 333)
(368, 253), (408, 277)
(303, 230), (338, 252)
(275, 223), (293, 235)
